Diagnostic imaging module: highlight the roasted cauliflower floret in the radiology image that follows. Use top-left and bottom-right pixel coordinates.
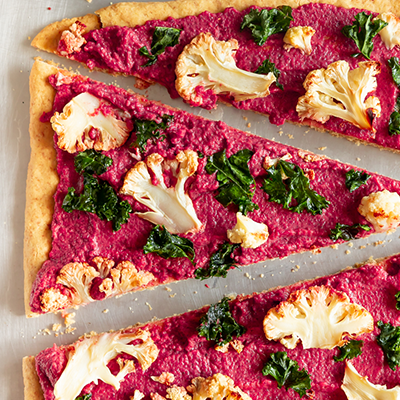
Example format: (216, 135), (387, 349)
(375, 12), (400, 50)
(358, 190), (400, 233)
(51, 92), (131, 153)
(151, 372), (175, 386)
(54, 329), (159, 400)
(57, 262), (100, 307)
(227, 212), (269, 248)
(99, 261), (155, 297)
(58, 21), (87, 56)
(175, 32), (276, 106)
(283, 26), (315, 55)
(40, 287), (71, 313)
(263, 285), (374, 349)
(296, 60), (381, 132)
(120, 150), (203, 234)
(342, 361), (400, 399)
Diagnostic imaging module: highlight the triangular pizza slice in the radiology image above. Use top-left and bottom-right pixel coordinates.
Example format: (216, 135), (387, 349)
(31, 0), (400, 152)
(25, 60), (400, 317)
(23, 253), (400, 399)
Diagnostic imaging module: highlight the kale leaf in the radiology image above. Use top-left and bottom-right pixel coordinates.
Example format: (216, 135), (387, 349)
(389, 57), (400, 87)
(377, 320), (400, 371)
(241, 6), (293, 46)
(345, 169), (371, 192)
(262, 351), (311, 398)
(76, 395), (92, 400)
(206, 149), (258, 215)
(74, 149), (113, 175)
(143, 225), (195, 263)
(342, 12), (388, 59)
(197, 297), (246, 346)
(255, 58), (283, 90)
(134, 115), (173, 151)
(329, 222), (371, 241)
(334, 340), (363, 362)
(139, 27), (181, 67)
(262, 159), (330, 215)
(63, 174), (132, 231)
(388, 58), (400, 135)
(395, 292), (400, 311)
(195, 242), (240, 280)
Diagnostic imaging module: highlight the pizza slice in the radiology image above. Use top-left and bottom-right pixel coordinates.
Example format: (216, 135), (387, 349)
(25, 59), (400, 318)
(23, 253), (400, 400)
(31, 0), (400, 152)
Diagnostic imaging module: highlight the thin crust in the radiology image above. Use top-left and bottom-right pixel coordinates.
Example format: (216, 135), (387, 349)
(22, 253), (396, 400)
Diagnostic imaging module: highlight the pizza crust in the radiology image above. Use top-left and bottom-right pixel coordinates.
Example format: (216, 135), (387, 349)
(22, 356), (44, 400)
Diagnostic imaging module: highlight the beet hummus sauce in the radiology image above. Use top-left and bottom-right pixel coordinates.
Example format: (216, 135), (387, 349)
(29, 71), (400, 314)
(35, 256), (400, 400)
(66, 3), (400, 150)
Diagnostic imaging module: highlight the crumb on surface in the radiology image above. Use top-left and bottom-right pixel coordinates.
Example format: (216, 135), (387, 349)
(348, 242), (354, 247)
(64, 312), (76, 327)
(345, 250), (351, 254)
(295, 265), (300, 269)
(52, 324), (61, 332)
(169, 293), (177, 298)
(318, 146), (327, 151)
(356, 157), (361, 161)
(247, 123), (251, 128)
(65, 326), (76, 334)
(287, 134), (294, 139)
(331, 244), (338, 250)
(260, 274), (264, 278)
(165, 287), (172, 292)
(359, 245), (366, 249)
(312, 261), (317, 264)
(311, 249), (322, 255)
(102, 309), (109, 314)
(374, 240), (384, 246)
(145, 302), (153, 311)
(243, 116), (248, 121)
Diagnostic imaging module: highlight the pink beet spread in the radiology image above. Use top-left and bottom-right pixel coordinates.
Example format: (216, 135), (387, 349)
(35, 256), (400, 399)
(29, 73), (400, 314)
(64, 3), (400, 151)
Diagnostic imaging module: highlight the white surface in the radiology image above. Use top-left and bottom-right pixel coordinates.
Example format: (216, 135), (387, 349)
(1, 0), (400, 399)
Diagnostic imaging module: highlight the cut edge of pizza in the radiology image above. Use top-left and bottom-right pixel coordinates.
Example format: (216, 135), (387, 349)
(25, 58), (400, 318)
(30, 0), (400, 154)
(22, 253), (400, 400)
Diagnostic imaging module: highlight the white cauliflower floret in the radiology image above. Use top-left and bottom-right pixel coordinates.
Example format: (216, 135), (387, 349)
(283, 26), (315, 55)
(227, 212), (269, 249)
(342, 361), (400, 399)
(120, 150), (203, 234)
(175, 32), (276, 106)
(99, 261), (155, 297)
(296, 60), (381, 132)
(375, 12), (400, 50)
(54, 329), (159, 400)
(131, 391), (145, 400)
(51, 92), (131, 153)
(57, 262), (100, 307)
(358, 190), (400, 233)
(58, 21), (87, 56)
(263, 285), (373, 349)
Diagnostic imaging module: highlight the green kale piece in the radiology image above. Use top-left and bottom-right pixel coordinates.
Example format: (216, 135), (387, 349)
(262, 351), (311, 398)
(197, 297), (246, 346)
(143, 225), (195, 263)
(262, 159), (330, 215)
(195, 242), (240, 280)
(329, 222), (371, 241)
(389, 57), (400, 87)
(74, 149), (113, 175)
(62, 174), (132, 232)
(241, 6), (293, 46)
(334, 340), (363, 362)
(76, 395), (92, 400)
(139, 27), (181, 66)
(345, 169), (371, 192)
(134, 115), (173, 151)
(389, 111), (400, 136)
(395, 292), (400, 311)
(255, 58), (283, 90)
(377, 321), (400, 371)
(342, 12), (388, 59)
(387, 58), (400, 136)
(205, 149), (258, 215)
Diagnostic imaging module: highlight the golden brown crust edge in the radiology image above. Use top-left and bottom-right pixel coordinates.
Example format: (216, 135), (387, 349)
(23, 356), (44, 400)
(23, 252), (397, 400)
